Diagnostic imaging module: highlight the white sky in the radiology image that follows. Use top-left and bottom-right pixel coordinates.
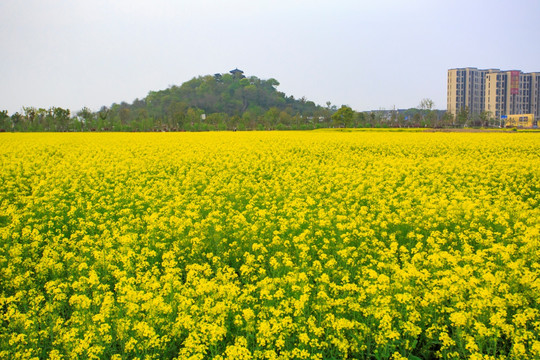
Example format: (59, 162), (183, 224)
(1, 0), (539, 113)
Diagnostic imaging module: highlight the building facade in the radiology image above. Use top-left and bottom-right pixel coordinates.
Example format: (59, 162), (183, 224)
(447, 67), (540, 126)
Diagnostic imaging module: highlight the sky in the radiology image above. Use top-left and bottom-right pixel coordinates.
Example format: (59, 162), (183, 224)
(1, 0), (539, 114)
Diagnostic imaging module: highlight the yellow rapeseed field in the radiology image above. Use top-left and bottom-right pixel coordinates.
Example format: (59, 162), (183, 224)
(0, 131), (539, 360)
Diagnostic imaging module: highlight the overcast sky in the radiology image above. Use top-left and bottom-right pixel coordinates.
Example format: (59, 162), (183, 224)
(1, 0), (539, 114)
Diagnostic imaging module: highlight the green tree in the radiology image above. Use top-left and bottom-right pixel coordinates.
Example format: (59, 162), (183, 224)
(53, 107), (71, 131)
(479, 111), (490, 128)
(457, 106), (469, 127)
(331, 105), (354, 128)
(98, 107), (109, 130)
(419, 98), (435, 127)
(0, 110), (10, 131)
(11, 112), (23, 131)
(441, 112), (454, 128)
(354, 112), (367, 128)
(22, 107), (37, 131)
(39, 108), (52, 131)
(118, 108), (131, 128)
(263, 107), (280, 129)
(77, 107), (94, 131)
(186, 108), (200, 128)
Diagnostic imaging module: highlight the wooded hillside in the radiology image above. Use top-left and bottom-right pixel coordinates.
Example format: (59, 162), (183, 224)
(94, 69), (333, 131)
(1, 69), (453, 132)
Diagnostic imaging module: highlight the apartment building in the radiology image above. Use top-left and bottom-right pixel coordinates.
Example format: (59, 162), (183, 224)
(447, 68), (490, 116)
(447, 67), (540, 125)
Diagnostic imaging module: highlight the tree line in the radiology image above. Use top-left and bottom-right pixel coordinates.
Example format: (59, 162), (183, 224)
(0, 106), (452, 132)
(0, 71), (486, 132)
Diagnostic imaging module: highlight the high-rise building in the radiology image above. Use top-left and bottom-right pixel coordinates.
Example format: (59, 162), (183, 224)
(447, 67), (540, 125)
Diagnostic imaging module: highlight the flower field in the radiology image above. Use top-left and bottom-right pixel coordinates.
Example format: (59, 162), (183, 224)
(0, 131), (539, 360)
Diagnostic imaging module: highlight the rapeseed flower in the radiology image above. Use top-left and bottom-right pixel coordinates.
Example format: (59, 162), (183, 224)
(0, 131), (538, 359)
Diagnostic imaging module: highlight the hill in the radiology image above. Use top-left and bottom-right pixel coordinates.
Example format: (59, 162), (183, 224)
(98, 69), (333, 131)
(0, 69), (452, 131)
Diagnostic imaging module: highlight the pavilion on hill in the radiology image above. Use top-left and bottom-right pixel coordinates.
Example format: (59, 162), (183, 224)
(230, 68), (245, 79)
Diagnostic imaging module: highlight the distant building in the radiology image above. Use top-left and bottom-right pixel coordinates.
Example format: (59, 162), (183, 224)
(447, 67), (540, 125)
(229, 68), (246, 79)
